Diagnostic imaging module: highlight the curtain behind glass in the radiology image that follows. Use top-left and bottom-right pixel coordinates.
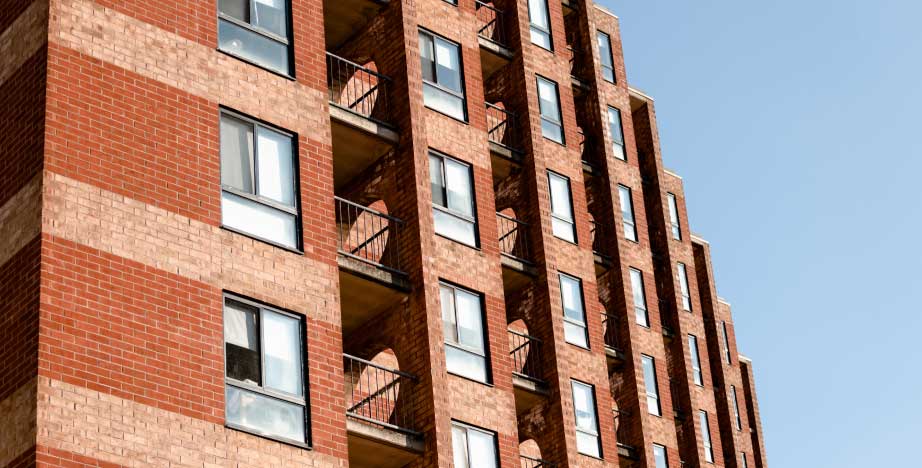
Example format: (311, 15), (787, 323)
(221, 116), (255, 193)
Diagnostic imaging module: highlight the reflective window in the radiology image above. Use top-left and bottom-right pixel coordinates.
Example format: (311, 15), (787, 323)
(224, 294), (306, 443)
(451, 421), (498, 468)
(653, 444), (668, 468)
(731, 385), (742, 430)
(572, 380), (601, 457)
(221, 111), (299, 249)
(528, 0), (552, 50)
(699, 410), (714, 463)
(741, 453), (749, 468)
(420, 30), (467, 121)
(218, 0), (291, 74)
(618, 185), (637, 242)
(642, 355), (661, 416)
(537, 76), (564, 143)
(597, 31), (615, 82)
(677, 263), (691, 311)
(608, 107), (625, 161)
(667, 193), (681, 240)
(689, 334), (703, 386)
(560, 273), (588, 348)
(721, 321), (732, 364)
(430, 152), (478, 247)
(548, 171), (576, 242)
(630, 268), (649, 327)
(441, 283), (489, 383)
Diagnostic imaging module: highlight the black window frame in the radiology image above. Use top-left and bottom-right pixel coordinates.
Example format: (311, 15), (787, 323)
(559, 271), (589, 349)
(618, 184), (638, 242)
(450, 420), (501, 467)
(547, 170), (577, 243)
(597, 31), (615, 83)
(419, 28), (469, 122)
(222, 292), (311, 448)
(527, 0), (554, 51)
(429, 150), (480, 248)
(217, 0), (295, 77)
(667, 192), (682, 240)
(642, 354), (662, 417)
(219, 107), (303, 253)
(607, 106), (626, 161)
(653, 443), (669, 468)
(571, 379), (603, 459)
(536, 75), (565, 144)
(440, 280), (492, 385)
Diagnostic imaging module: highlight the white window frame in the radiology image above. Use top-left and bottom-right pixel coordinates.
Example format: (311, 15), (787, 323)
(527, 0), (553, 50)
(571, 380), (602, 458)
(618, 184), (637, 242)
(689, 334), (703, 387)
(677, 262), (691, 311)
(667, 193), (681, 240)
(642, 354), (661, 416)
(630, 268), (649, 327)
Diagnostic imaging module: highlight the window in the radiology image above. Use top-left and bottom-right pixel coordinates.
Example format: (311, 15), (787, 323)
(641, 355), (661, 416)
(224, 294), (306, 444)
(741, 452), (749, 468)
(597, 31), (615, 82)
(608, 107), (625, 161)
(430, 151), (478, 247)
(451, 421), (498, 468)
(420, 30), (467, 121)
(441, 282), (489, 383)
(548, 171), (576, 242)
(667, 193), (681, 240)
(689, 334), (703, 386)
(537, 76), (564, 143)
(220, 111), (299, 250)
(571, 380), (601, 458)
(527, 0), (552, 50)
(699, 410), (714, 463)
(618, 185), (637, 242)
(653, 444), (669, 468)
(677, 263), (691, 311)
(630, 268), (649, 327)
(560, 273), (588, 348)
(218, 0), (291, 75)
(721, 321), (732, 364)
(731, 385), (742, 430)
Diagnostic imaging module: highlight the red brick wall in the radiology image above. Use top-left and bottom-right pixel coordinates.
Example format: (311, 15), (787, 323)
(0, 46), (46, 207)
(0, 237), (41, 403)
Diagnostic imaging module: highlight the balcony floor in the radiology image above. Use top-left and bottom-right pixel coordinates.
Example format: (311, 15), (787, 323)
(331, 106), (399, 190)
(347, 418), (423, 468)
(339, 255), (409, 335)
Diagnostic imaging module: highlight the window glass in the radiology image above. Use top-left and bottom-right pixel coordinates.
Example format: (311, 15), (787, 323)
(263, 312), (302, 395)
(608, 107), (625, 160)
(220, 115), (255, 192)
(689, 334), (703, 386)
(435, 38), (462, 92)
(219, 0), (249, 21)
(445, 158), (473, 216)
(420, 31), (466, 120)
(218, 0), (291, 75)
(225, 299), (260, 384)
(653, 444), (668, 468)
(642, 355), (661, 416)
(528, 0), (552, 49)
(537, 77), (563, 143)
(699, 410), (714, 462)
(441, 283), (488, 382)
(667, 193), (681, 240)
(222, 191), (297, 247)
(256, 126), (295, 205)
(560, 273), (588, 348)
(253, 0), (286, 37)
(630, 269), (649, 326)
(721, 321), (732, 364)
(741, 453), (749, 468)
(618, 185), (637, 242)
(452, 423), (498, 468)
(431, 153), (477, 246)
(572, 381), (601, 457)
(678, 263), (691, 311)
(226, 385), (305, 441)
(548, 172), (575, 242)
(731, 385), (742, 430)
(598, 31), (615, 82)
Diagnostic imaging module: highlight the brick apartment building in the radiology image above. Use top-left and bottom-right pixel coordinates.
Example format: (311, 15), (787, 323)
(0, 0), (767, 466)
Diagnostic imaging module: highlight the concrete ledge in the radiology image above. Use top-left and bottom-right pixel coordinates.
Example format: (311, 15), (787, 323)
(329, 105), (399, 144)
(347, 419), (423, 468)
(338, 255), (410, 292)
(478, 37), (514, 61)
(604, 346), (626, 365)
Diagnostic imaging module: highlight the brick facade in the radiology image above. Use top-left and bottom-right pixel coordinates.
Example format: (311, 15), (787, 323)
(0, 0), (766, 467)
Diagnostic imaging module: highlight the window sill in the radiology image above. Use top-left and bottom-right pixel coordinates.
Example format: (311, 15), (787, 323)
(434, 232), (481, 251)
(578, 452), (604, 461)
(424, 104), (470, 125)
(216, 48), (296, 81)
(225, 423), (311, 450)
(447, 370), (493, 387)
(221, 225), (304, 255)
(552, 234), (579, 246)
(541, 135), (566, 147)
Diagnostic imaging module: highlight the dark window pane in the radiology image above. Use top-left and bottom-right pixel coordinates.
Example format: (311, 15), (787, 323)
(419, 32), (436, 83)
(225, 299), (261, 385)
(219, 0), (249, 22)
(253, 0), (287, 37)
(221, 115), (255, 193)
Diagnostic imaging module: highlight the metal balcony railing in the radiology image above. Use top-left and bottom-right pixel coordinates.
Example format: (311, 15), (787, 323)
(589, 220), (606, 256)
(326, 52), (392, 125)
(486, 103), (520, 152)
(475, 1), (508, 48)
(521, 455), (557, 468)
(497, 212), (531, 262)
(344, 353), (418, 434)
(335, 197), (405, 274)
(509, 329), (544, 382)
(613, 408), (634, 451)
(601, 313), (620, 351)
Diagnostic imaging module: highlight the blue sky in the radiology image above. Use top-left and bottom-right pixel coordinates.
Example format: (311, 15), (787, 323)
(600, 1), (922, 466)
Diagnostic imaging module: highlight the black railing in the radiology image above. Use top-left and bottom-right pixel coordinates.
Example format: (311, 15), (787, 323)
(497, 212), (531, 262)
(475, 1), (508, 47)
(326, 52), (392, 124)
(589, 220), (606, 255)
(521, 455), (557, 468)
(509, 329), (544, 382)
(344, 353), (418, 434)
(613, 408), (633, 451)
(486, 103), (520, 152)
(601, 313), (620, 351)
(335, 197), (404, 274)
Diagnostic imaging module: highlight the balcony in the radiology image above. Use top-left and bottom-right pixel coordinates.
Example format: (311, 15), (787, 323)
(565, 46), (591, 94)
(336, 197), (410, 334)
(344, 354), (423, 467)
(327, 53), (399, 189)
(613, 409), (639, 460)
(324, 0), (388, 48)
(589, 220), (613, 275)
(601, 313), (625, 368)
(521, 455), (557, 468)
(486, 103), (523, 184)
(476, 1), (513, 78)
(497, 213), (537, 290)
(509, 329), (548, 415)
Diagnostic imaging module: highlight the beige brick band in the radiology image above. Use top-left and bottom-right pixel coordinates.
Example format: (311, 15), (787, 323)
(0, 0), (47, 88)
(0, 379), (37, 467)
(48, 0), (330, 143)
(0, 173), (42, 268)
(36, 376), (344, 467)
(42, 171), (339, 324)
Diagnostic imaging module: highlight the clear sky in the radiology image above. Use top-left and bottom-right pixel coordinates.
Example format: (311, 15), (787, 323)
(599, 1), (922, 466)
